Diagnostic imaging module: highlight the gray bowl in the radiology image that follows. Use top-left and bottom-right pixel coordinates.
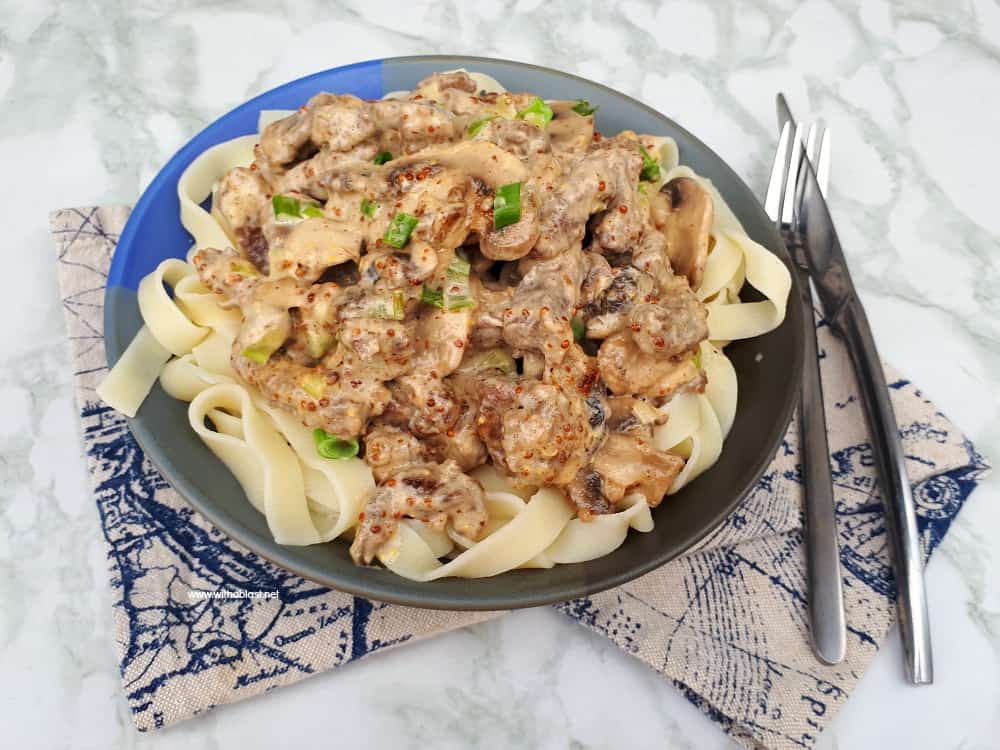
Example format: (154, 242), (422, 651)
(105, 56), (804, 610)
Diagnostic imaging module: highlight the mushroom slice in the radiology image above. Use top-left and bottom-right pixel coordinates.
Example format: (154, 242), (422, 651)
(597, 332), (705, 399)
(652, 177), (714, 291)
(480, 191), (540, 260)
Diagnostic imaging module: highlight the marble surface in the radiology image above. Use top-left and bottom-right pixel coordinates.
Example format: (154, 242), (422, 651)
(1, 0), (998, 747)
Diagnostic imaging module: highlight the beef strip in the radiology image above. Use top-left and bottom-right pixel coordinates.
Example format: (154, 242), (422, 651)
(350, 460), (487, 564)
(232, 349), (390, 438)
(534, 137), (643, 259)
(363, 424), (428, 482)
(212, 166), (273, 272)
(475, 375), (603, 487)
(502, 248), (585, 365)
(582, 264), (656, 339)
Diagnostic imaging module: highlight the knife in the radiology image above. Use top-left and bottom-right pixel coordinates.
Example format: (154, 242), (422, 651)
(777, 94), (934, 684)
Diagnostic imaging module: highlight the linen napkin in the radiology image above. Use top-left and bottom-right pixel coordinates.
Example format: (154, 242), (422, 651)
(52, 205), (989, 750)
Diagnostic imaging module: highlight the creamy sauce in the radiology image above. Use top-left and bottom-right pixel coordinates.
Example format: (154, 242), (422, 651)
(194, 71), (716, 564)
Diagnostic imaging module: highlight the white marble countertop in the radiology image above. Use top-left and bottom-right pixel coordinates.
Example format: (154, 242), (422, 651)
(2, 1), (998, 748)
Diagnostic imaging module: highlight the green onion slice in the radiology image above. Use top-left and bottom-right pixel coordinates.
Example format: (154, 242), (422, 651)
(383, 212), (419, 249)
(373, 151), (393, 165)
(376, 290), (407, 320)
(516, 97), (554, 129)
(493, 181), (522, 231)
(444, 257), (473, 310)
(463, 349), (516, 375)
(312, 428), (359, 460)
(571, 99), (599, 116)
(272, 194), (324, 224)
(571, 317), (585, 342)
(466, 115), (497, 137)
(343, 290), (406, 320)
(692, 348), (703, 369)
(421, 258), (473, 312)
(300, 372), (326, 399)
(639, 145), (660, 182)
(360, 198), (379, 218)
(420, 286), (444, 309)
(241, 344), (273, 364)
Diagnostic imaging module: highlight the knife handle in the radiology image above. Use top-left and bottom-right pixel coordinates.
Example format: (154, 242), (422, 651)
(796, 265), (847, 665)
(839, 298), (934, 684)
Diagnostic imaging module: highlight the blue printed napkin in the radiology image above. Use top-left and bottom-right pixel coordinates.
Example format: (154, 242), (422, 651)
(52, 206), (989, 750)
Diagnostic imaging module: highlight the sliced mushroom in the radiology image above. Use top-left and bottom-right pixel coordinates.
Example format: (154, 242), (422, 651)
(480, 191), (540, 260)
(269, 217), (362, 284)
(651, 176), (713, 291)
(393, 140), (527, 190)
(597, 332), (705, 399)
(258, 92), (336, 169)
(591, 433), (684, 508)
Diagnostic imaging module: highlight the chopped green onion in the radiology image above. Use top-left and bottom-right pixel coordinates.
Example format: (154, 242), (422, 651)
(272, 194), (323, 223)
(571, 317), (585, 342)
(383, 212), (419, 249)
(344, 290), (406, 320)
(304, 330), (334, 360)
(300, 372), (327, 399)
(420, 286), (444, 309)
(241, 344), (273, 364)
(693, 348), (703, 369)
(493, 181), (522, 231)
(466, 115), (496, 137)
(637, 182), (648, 195)
(463, 349), (516, 375)
(516, 96), (554, 129)
(313, 428), (359, 460)
(421, 259), (474, 311)
(240, 326), (287, 364)
(373, 151), (393, 165)
(571, 99), (599, 116)
(444, 257), (473, 310)
(639, 145), (660, 182)
(360, 198), (379, 218)
(373, 290), (406, 320)
(447, 257), (471, 278)
(272, 195), (303, 223)
(228, 260), (260, 277)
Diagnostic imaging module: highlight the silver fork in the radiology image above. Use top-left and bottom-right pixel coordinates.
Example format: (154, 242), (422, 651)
(765, 121), (846, 665)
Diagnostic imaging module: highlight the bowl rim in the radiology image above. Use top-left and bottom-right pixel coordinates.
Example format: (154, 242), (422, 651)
(106, 54), (804, 610)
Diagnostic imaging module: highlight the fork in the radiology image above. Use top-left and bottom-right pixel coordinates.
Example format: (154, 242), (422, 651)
(765, 121), (847, 665)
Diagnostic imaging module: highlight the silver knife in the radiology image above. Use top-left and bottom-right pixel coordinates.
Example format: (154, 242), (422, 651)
(777, 94), (934, 684)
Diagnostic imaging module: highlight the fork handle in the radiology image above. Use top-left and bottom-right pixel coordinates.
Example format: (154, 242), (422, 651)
(838, 298), (934, 684)
(794, 261), (847, 665)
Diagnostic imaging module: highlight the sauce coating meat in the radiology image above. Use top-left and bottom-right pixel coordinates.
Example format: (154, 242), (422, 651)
(196, 71), (716, 565)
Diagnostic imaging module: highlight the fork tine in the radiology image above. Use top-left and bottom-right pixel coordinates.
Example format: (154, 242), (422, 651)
(780, 122), (805, 227)
(805, 123), (819, 168)
(765, 122), (792, 222)
(815, 128), (832, 198)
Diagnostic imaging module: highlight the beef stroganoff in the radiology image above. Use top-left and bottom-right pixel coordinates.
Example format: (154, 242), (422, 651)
(99, 71), (790, 580)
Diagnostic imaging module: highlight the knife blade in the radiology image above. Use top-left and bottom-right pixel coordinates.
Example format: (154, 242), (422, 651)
(776, 94), (934, 684)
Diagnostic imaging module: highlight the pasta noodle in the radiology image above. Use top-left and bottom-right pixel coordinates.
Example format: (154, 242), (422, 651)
(98, 71), (790, 581)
